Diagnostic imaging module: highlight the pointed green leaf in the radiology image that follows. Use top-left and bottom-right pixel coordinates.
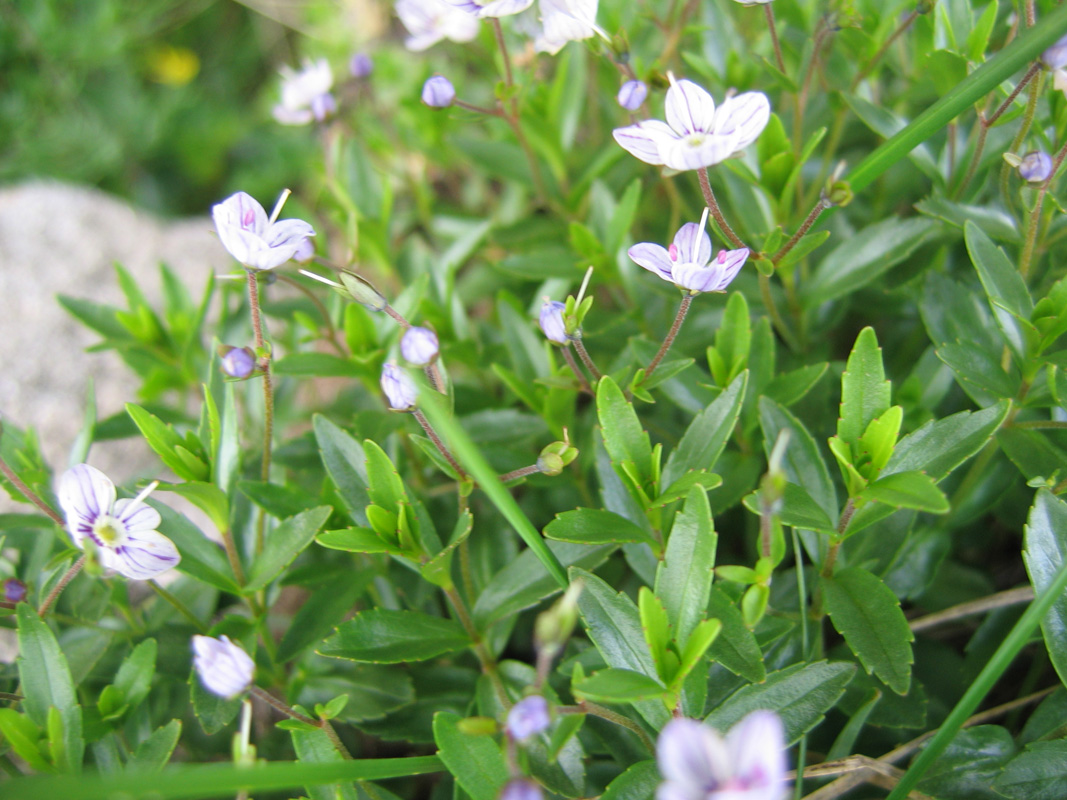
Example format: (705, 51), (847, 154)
(313, 415), (371, 527)
(759, 397), (838, 524)
(574, 669), (666, 703)
(742, 482), (836, 533)
(965, 221), (1033, 320)
(655, 487), (716, 645)
(822, 567), (914, 695)
(319, 610), (470, 663)
(860, 471), (950, 513)
(883, 401), (1009, 481)
(597, 376), (652, 485)
(245, 506), (332, 591)
(858, 406), (903, 477)
(638, 588), (672, 682)
(433, 713), (508, 800)
(1024, 490), (1067, 692)
(544, 508), (659, 548)
(663, 371), (748, 486)
(837, 327), (891, 448)
(127, 720), (182, 773)
(707, 587), (765, 683)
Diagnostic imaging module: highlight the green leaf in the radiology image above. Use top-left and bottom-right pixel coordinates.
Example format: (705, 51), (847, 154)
(857, 406), (903, 478)
(859, 472), (950, 513)
(314, 415), (371, 527)
(277, 574), (373, 663)
(16, 604), (83, 772)
(597, 376), (652, 485)
(316, 528), (402, 555)
(653, 471), (722, 508)
(290, 727), (358, 800)
(663, 371), (748, 487)
(601, 760), (658, 800)
(1024, 490), (1067, 692)
(238, 480), (320, 520)
(638, 588), (672, 682)
(190, 668), (242, 734)
(743, 482), (837, 533)
(995, 741), (1067, 800)
(126, 720), (181, 773)
(918, 726), (1016, 800)
(154, 501), (240, 593)
(472, 542), (615, 629)
(245, 507), (331, 591)
(759, 397), (838, 524)
(363, 440), (408, 512)
(883, 402), (1009, 481)
(937, 340), (1020, 399)
(764, 363), (828, 407)
(704, 661), (856, 745)
(837, 327), (891, 448)
(673, 618), (721, 690)
(154, 481), (228, 534)
(273, 352), (361, 378)
(707, 587), (765, 683)
(655, 487), (716, 646)
(0, 709), (50, 773)
(708, 293), (750, 387)
(801, 219), (934, 307)
(965, 221), (1033, 319)
(111, 639), (156, 715)
(574, 669), (666, 703)
(125, 404), (208, 483)
(915, 196), (1021, 243)
(1032, 278), (1067, 353)
(822, 567), (915, 695)
(544, 508), (658, 548)
(319, 610), (470, 663)
(433, 712), (508, 800)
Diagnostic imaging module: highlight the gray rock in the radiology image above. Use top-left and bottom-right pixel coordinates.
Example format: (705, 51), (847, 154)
(0, 181), (230, 511)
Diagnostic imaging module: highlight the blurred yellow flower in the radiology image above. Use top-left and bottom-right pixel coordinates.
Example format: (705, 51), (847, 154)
(147, 45), (199, 86)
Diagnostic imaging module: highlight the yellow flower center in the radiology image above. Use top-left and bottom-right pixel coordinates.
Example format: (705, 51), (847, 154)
(93, 515), (124, 546)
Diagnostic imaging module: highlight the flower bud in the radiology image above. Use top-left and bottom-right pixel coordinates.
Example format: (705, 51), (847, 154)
(500, 779), (543, 800)
(381, 362), (417, 411)
(826, 180), (853, 207)
(192, 635), (255, 699)
(422, 75), (455, 108)
(310, 92), (337, 122)
(616, 80), (648, 111)
(536, 452), (565, 476)
(349, 52), (373, 79)
(534, 580), (582, 657)
(1044, 34), (1067, 71)
(401, 326), (439, 366)
(507, 695), (550, 740)
(220, 346), (256, 379)
(539, 300), (569, 345)
(3, 578), (26, 604)
(338, 272), (388, 312)
(1019, 151), (1053, 184)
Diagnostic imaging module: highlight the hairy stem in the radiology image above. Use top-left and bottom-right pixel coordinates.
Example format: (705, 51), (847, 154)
(0, 454), (65, 526)
(561, 347), (594, 395)
(645, 294), (693, 380)
(764, 3), (786, 73)
(772, 198), (831, 265)
(247, 271), (274, 557)
(38, 557), (85, 616)
(499, 464), (541, 483)
(573, 336), (603, 380)
(413, 409), (469, 480)
(698, 168), (745, 248)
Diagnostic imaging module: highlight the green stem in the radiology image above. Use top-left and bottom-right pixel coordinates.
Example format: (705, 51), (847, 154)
(763, 3), (785, 74)
(1013, 420), (1067, 429)
(1000, 69), (1043, 205)
(443, 586), (511, 708)
(697, 168), (745, 248)
(850, 10), (918, 90)
(573, 336), (603, 380)
(954, 111), (989, 200)
(247, 271), (274, 557)
(759, 272), (800, 352)
(885, 551), (1067, 799)
(0, 453), (65, 526)
(412, 409), (469, 480)
(772, 198), (831, 265)
(561, 346), (594, 395)
(149, 580), (207, 632)
(37, 556), (85, 616)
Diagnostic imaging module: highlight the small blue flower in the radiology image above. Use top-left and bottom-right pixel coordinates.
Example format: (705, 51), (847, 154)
(507, 695), (550, 740)
(402, 327), (440, 366)
(539, 300), (569, 344)
(1019, 151), (1053, 184)
(381, 362), (418, 411)
(499, 779), (543, 800)
(422, 75), (456, 108)
(221, 347), (256, 379)
(192, 635), (255, 699)
(3, 578), (26, 604)
(617, 80), (648, 111)
(349, 52), (373, 78)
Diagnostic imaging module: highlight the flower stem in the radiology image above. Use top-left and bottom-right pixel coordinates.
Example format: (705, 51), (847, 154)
(220, 526), (247, 587)
(763, 3), (786, 74)
(820, 498), (856, 580)
(37, 556), (85, 616)
(383, 303), (412, 329)
(759, 272), (800, 351)
(426, 362), (447, 395)
(277, 273), (346, 356)
(954, 111), (990, 199)
(645, 294), (693, 380)
(149, 580), (207, 633)
(573, 336), (603, 380)
(1020, 137), (1067, 279)
(772, 198), (831, 265)
(412, 409), (468, 480)
(0, 454), (65, 526)
(561, 346), (594, 395)
(1000, 69), (1043, 205)
(247, 271), (274, 557)
(443, 586), (511, 708)
(697, 168), (745, 248)
(850, 10), (918, 90)
(499, 465), (541, 483)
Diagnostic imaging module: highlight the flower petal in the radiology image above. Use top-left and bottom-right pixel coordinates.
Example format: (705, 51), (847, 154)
(57, 464), (116, 547)
(660, 133), (737, 171)
(113, 497), (163, 534)
(711, 248), (750, 291)
(627, 242), (675, 281)
(672, 222), (712, 266)
(613, 120), (676, 166)
(264, 219), (317, 250)
(470, 0), (534, 16)
(539, 0), (598, 49)
(193, 635), (255, 699)
(655, 781), (704, 800)
(107, 529), (181, 580)
(727, 711), (787, 795)
(657, 718), (731, 790)
(664, 79), (716, 136)
(713, 92), (771, 153)
(213, 192), (268, 238)
(673, 262), (724, 293)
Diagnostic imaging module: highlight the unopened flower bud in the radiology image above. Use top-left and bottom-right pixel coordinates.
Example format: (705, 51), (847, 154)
(534, 580), (582, 656)
(401, 326), (439, 366)
(539, 300), (569, 345)
(192, 635), (255, 699)
(381, 362), (417, 411)
(616, 80), (648, 111)
(310, 92), (337, 122)
(539, 439), (579, 470)
(220, 346), (256, 379)
(1044, 34), (1067, 70)
(338, 272), (388, 312)
(349, 52), (373, 79)
(826, 180), (853, 207)
(1019, 151), (1053, 184)
(422, 75), (455, 108)
(3, 578), (26, 604)
(500, 779), (543, 800)
(536, 452), (565, 476)
(507, 695), (550, 740)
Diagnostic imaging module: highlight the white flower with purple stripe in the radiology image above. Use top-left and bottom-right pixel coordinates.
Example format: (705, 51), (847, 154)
(57, 464), (180, 581)
(535, 0), (600, 54)
(212, 191), (316, 271)
(442, 0), (533, 18)
(656, 712), (787, 800)
(397, 0), (480, 51)
(613, 75), (770, 172)
(628, 209), (749, 294)
(192, 635), (255, 699)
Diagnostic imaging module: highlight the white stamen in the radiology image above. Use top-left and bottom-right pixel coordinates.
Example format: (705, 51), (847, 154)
(268, 188), (292, 225)
(299, 269), (343, 288)
(575, 266), (595, 305)
(697, 206), (710, 247)
(667, 71), (678, 89)
(125, 480), (159, 516)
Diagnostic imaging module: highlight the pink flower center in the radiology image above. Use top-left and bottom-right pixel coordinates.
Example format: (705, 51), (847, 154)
(242, 208), (256, 229)
(717, 250), (728, 263)
(669, 244), (679, 261)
